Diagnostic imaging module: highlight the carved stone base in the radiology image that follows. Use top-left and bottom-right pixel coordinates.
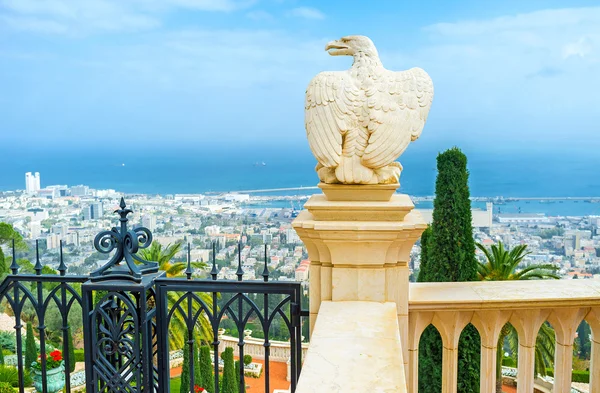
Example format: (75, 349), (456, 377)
(318, 182), (398, 202)
(303, 194), (414, 222)
(292, 183), (427, 379)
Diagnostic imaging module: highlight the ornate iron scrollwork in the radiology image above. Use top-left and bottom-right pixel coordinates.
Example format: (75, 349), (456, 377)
(93, 293), (141, 392)
(90, 198), (158, 282)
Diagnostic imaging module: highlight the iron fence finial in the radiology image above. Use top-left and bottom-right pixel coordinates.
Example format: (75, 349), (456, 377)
(90, 198), (158, 282)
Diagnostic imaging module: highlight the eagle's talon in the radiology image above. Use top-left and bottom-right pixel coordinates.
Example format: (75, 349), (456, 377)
(374, 164), (402, 185)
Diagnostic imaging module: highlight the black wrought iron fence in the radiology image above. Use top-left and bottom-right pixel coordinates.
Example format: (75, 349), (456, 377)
(0, 198), (308, 393)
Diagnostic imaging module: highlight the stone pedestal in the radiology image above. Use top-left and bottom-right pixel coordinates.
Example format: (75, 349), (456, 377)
(292, 183), (426, 376)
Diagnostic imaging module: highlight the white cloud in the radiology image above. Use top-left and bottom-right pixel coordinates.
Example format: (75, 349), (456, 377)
(381, 6), (600, 141)
(0, 0), (256, 35)
(287, 7), (324, 20)
(0, 0), (160, 34)
(425, 7), (600, 37)
(562, 36), (594, 59)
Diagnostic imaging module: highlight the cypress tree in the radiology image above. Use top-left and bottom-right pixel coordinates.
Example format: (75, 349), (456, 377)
(199, 346), (214, 393)
(180, 331), (191, 393)
(65, 327), (76, 373)
(221, 347), (236, 393)
(25, 322), (36, 370)
(417, 226), (432, 282)
(418, 148), (481, 393)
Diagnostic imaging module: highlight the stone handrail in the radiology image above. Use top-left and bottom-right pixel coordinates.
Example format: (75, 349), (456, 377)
(296, 301), (406, 393)
(408, 280), (600, 393)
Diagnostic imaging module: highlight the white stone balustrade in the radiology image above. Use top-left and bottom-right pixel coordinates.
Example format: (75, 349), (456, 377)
(409, 280), (600, 393)
(217, 335), (309, 363)
(290, 183), (600, 393)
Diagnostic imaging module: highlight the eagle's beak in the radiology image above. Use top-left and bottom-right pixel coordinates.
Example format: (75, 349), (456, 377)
(326, 40), (350, 56)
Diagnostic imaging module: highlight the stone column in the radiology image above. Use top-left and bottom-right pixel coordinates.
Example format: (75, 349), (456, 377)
(510, 309), (550, 393)
(432, 311), (473, 393)
(586, 308), (600, 393)
(471, 310), (510, 393)
(549, 308), (588, 393)
(293, 183), (426, 378)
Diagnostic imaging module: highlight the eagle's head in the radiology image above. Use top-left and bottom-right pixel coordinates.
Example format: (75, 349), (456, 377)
(325, 35), (378, 58)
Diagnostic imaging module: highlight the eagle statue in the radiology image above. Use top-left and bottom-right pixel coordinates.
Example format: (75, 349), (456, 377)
(305, 35), (434, 185)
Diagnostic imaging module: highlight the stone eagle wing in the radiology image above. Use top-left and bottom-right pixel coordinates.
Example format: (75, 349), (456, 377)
(362, 67), (434, 168)
(305, 71), (360, 168)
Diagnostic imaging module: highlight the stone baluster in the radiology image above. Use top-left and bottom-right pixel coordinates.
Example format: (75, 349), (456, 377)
(407, 311), (433, 393)
(586, 308), (600, 393)
(548, 308), (588, 393)
(471, 310), (511, 393)
(509, 309), (551, 393)
(432, 311), (473, 393)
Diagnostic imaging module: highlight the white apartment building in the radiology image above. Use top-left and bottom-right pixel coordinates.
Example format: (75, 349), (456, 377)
(25, 172), (41, 194)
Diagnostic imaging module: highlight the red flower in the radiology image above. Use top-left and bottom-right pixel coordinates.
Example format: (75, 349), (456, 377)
(49, 350), (62, 362)
(193, 385), (204, 393)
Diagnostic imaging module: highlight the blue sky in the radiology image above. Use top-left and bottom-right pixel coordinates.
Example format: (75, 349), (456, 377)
(1, 0), (600, 152)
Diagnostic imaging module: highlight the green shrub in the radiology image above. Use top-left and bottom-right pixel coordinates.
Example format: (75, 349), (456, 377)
(74, 349), (85, 362)
(0, 334), (14, 354)
(243, 354), (252, 366)
(0, 366), (19, 387)
(22, 370), (32, 387)
(545, 368), (589, 383)
(221, 348), (236, 393)
(199, 346), (214, 393)
(24, 323), (36, 371)
(502, 357), (516, 367)
(573, 370), (590, 383)
(0, 382), (14, 393)
(179, 333), (191, 393)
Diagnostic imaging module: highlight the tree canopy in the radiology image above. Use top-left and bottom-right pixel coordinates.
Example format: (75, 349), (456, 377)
(0, 223), (27, 251)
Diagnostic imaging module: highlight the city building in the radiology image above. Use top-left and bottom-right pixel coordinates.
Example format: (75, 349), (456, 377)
(71, 185), (90, 197)
(29, 221), (41, 239)
(84, 202), (104, 220)
(141, 214), (157, 232)
(46, 234), (61, 250)
(295, 260), (310, 281)
(51, 223), (69, 236)
(205, 225), (221, 236)
(37, 188), (58, 199)
(46, 185), (69, 197)
(25, 172), (41, 194)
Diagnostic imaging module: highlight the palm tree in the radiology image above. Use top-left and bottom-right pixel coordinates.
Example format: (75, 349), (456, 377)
(476, 242), (560, 282)
(476, 241), (560, 393)
(138, 242), (207, 277)
(139, 241), (212, 350)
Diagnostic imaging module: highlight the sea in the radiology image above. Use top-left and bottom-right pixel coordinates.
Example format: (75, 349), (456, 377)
(1, 142), (600, 217)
